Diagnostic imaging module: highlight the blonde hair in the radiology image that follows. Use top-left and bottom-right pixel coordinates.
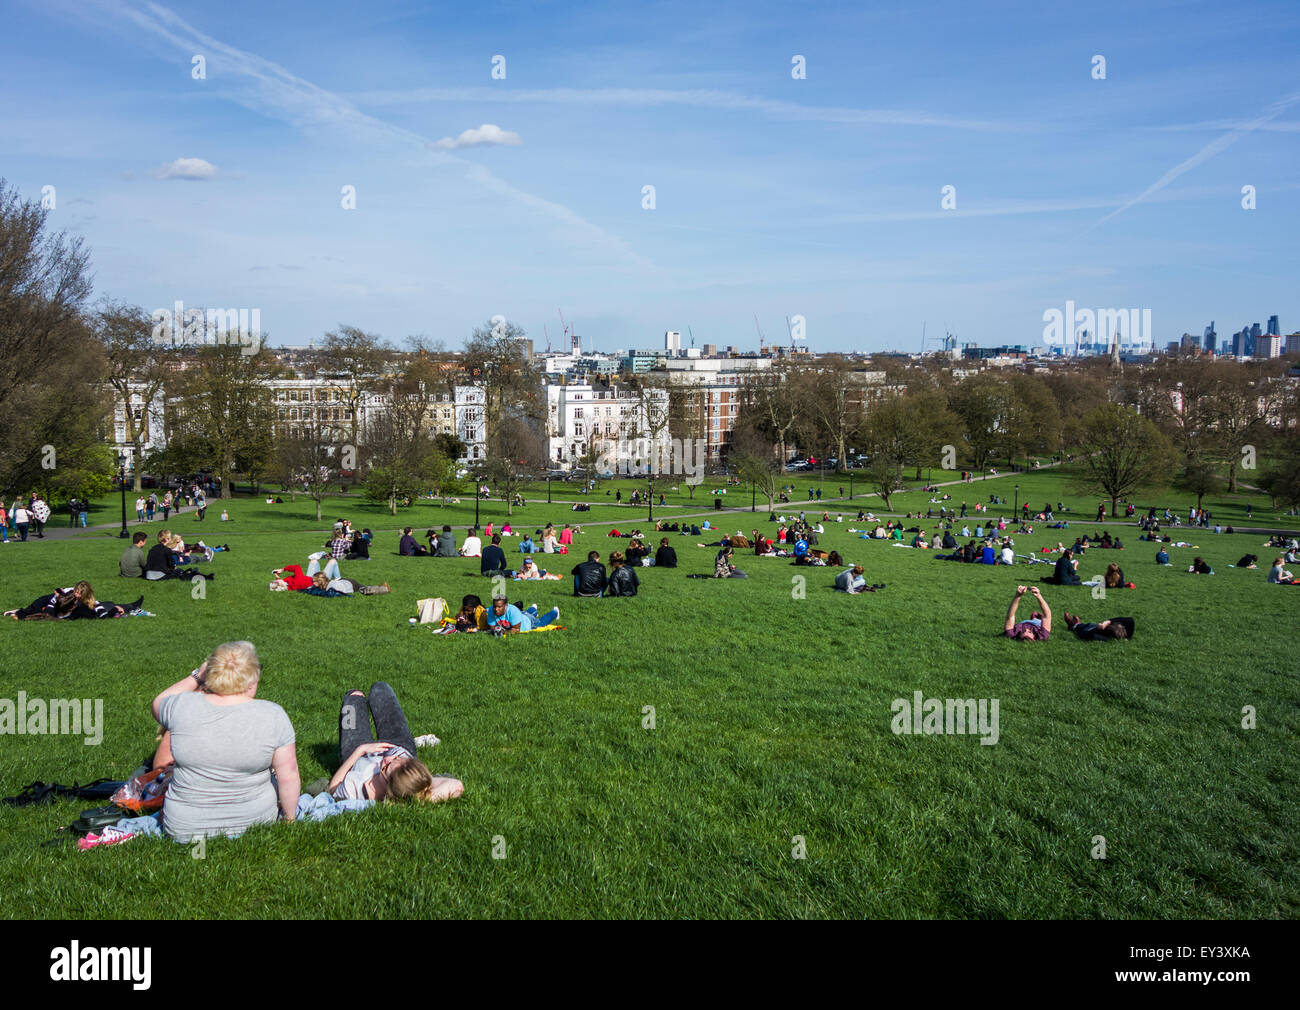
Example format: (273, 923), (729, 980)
(203, 641), (261, 696)
(385, 757), (435, 802)
(73, 580), (96, 607)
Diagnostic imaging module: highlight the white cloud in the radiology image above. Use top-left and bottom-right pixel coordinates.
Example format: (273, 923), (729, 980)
(158, 157), (218, 180)
(432, 124), (522, 150)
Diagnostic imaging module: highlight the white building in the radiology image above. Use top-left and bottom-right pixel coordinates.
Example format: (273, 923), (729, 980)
(546, 381), (670, 469)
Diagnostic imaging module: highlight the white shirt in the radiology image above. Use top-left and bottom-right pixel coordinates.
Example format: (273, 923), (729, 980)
(1001, 547), (1014, 565)
(461, 536), (482, 557)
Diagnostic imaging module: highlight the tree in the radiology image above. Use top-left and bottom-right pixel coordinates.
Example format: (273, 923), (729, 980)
(482, 414), (545, 516)
(0, 180), (110, 498)
(1075, 404), (1174, 517)
(276, 421), (337, 521)
(730, 424), (781, 512)
(1003, 373), (1061, 468)
(1181, 461), (1219, 511)
(164, 343), (281, 498)
(739, 360), (806, 463)
(859, 395), (919, 511)
(362, 367), (445, 515)
(318, 325), (393, 450)
(950, 372), (1011, 473)
(801, 356), (863, 471)
(463, 319), (544, 437)
(96, 300), (180, 492)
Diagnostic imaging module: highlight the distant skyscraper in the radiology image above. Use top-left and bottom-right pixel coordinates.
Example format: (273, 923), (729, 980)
(1250, 322), (1262, 339)
(1267, 315), (1280, 336)
(665, 330), (681, 354)
(1204, 321), (1216, 353)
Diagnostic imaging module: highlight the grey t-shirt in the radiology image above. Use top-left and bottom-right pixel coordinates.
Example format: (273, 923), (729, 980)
(157, 693), (295, 842)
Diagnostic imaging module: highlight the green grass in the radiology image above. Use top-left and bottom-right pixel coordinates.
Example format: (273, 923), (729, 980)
(2, 470), (1296, 919)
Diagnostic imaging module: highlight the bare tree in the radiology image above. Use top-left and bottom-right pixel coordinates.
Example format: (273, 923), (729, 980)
(318, 325), (393, 450)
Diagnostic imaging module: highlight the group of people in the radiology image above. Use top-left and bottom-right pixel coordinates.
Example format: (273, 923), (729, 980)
(400, 523), (577, 559)
(119, 530), (226, 581)
(0, 495), (51, 541)
(141, 642), (462, 843)
(1002, 585), (1134, 642)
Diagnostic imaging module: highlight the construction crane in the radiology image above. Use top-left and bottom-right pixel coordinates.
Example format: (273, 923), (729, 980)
(754, 314), (766, 353)
(543, 324), (553, 353)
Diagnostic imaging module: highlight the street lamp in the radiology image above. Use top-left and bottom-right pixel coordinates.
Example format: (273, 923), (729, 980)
(474, 471), (481, 529)
(117, 453), (129, 538)
(647, 475), (654, 524)
(1014, 484), (1019, 518)
(751, 481), (756, 512)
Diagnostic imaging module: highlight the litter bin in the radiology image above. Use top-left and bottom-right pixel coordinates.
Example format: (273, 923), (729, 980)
(713, 498), (722, 511)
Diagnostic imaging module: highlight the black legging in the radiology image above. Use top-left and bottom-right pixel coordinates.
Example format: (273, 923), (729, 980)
(338, 682), (418, 763)
(14, 594), (61, 619)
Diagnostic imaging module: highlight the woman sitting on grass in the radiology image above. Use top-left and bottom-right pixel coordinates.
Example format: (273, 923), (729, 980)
(1189, 556), (1214, 574)
(606, 552), (641, 596)
(151, 641), (300, 842)
(329, 683), (461, 804)
(1267, 558), (1296, 584)
(714, 546), (748, 579)
(1103, 563), (1126, 589)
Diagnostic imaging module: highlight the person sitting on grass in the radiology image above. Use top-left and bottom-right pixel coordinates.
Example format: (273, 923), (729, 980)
(1155, 546), (1171, 565)
(483, 595), (561, 634)
(460, 528), (483, 558)
(346, 530), (371, 560)
(1236, 553), (1258, 569)
(606, 552), (640, 596)
(572, 551), (608, 597)
(1103, 563), (1126, 589)
(1060, 610), (1135, 641)
(516, 557), (561, 581)
(626, 538), (651, 564)
(1189, 556), (1214, 575)
(481, 534), (508, 575)
(1041, 548), (1080, 586)
(654, 537), (678, 568)
(519, 532), (536, 553)
(1003, 585), (1053, 641)
(1267, 557), (1296, 584)
(150, 641), (299, 842)
(146, 530), (212, 581)
(120, 532), (149, 578)
(714, 546), (748, 579)
(834, 564), (867, 594)
(399, 527), (428, 557)
(329, 683), (461, 803)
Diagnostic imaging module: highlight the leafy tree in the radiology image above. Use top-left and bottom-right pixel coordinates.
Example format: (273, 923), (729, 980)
(1181, 461), (1219, 511)
(96, 300), (181, 492)
(1075, 404), (1175, 517)
(950, 372), (1011, 473)
(164, 343), (281, 498)
(317, 325), (393, 450)
(0, 180), (110, 498)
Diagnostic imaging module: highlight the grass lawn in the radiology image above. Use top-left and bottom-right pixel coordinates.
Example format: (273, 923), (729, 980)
(2, 468), (1296, 918)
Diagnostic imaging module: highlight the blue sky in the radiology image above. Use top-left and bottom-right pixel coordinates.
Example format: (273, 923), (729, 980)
(3, 0), (1298, 353)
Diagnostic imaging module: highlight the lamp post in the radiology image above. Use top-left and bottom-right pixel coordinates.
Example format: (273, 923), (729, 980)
(474, 472), (481, 530)
(1014, 484), (1019, 519)
(647, 475), (654, 524)
(547, 473), (552, 505)
(849, 447), (855, 499)
(751, 481), (756, 512)
(117, 454), (129, 538)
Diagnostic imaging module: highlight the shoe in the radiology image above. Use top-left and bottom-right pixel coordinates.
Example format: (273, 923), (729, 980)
(413, 733), (441, 748)
(77, 826), (135, 850)
(204, 572), (215, 581)
(127, 596), (144, 612)
(222, 544), (230, 551)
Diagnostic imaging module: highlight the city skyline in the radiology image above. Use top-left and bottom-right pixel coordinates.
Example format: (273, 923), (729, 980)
(3, 0), (1298, 353)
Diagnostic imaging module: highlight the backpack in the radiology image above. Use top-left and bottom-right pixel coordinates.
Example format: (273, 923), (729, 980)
(416, 597), (447, 624)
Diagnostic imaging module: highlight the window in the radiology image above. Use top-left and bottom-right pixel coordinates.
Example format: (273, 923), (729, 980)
(574, 424), (585, 437)
(575, 408), (584, 418)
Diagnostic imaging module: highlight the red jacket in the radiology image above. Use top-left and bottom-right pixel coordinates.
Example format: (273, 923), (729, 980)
(280, 564), (312, 591)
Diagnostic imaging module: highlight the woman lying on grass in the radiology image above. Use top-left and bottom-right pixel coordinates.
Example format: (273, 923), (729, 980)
(1059, 611), (1134, 641)
(330, 683), (462, 804)
(6, 581), (144, 620)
